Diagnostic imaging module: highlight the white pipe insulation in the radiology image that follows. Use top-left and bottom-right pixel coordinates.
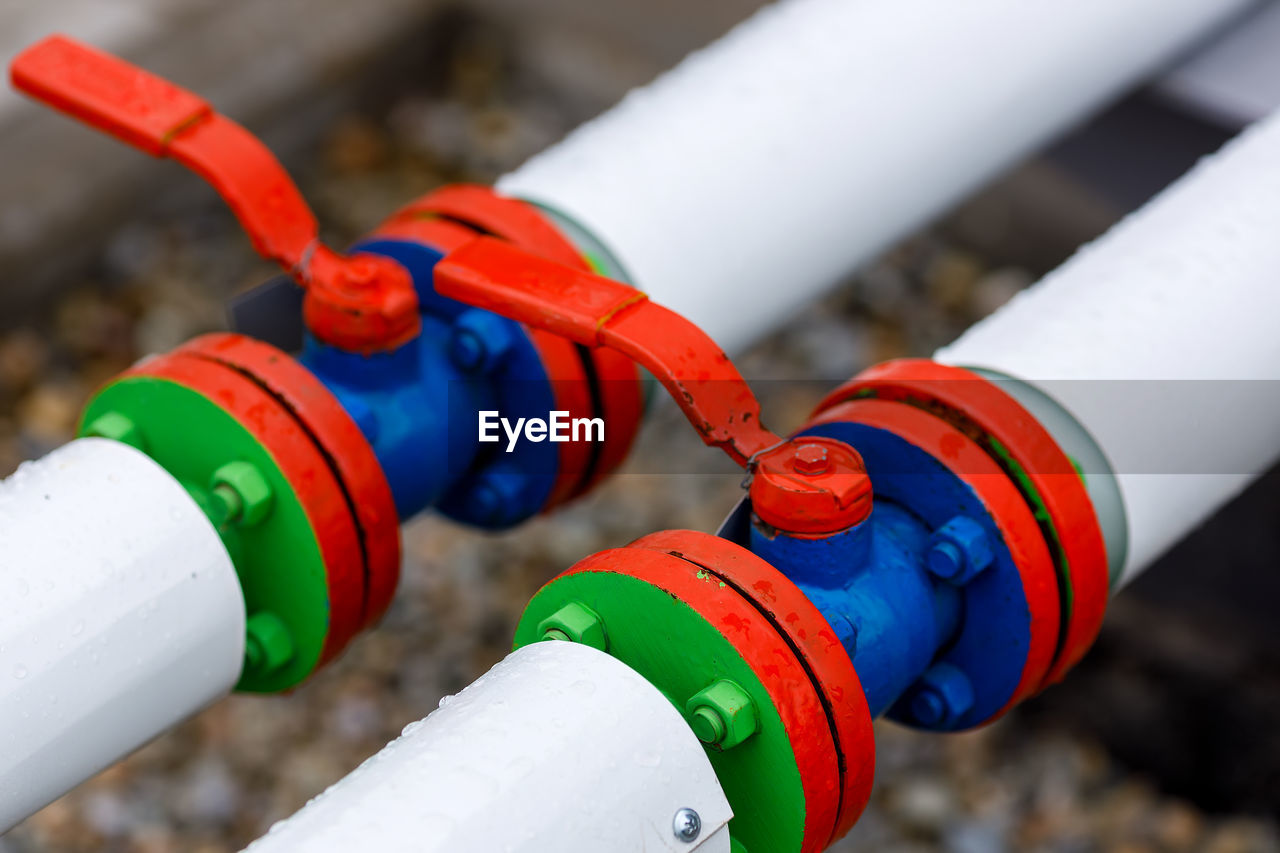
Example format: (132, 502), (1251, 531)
(0, 438), (244, 831)
(498, 0), (1261, 355)
(243, 642), (733, 853)
(937, 107), (1280, 587)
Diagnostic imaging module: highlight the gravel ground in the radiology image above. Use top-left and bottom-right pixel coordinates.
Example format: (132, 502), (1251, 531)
(1, 14), (1277, 853)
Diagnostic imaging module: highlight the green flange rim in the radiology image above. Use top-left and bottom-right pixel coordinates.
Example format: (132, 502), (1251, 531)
(515, 568), (806, 853)
(79, 375), (331, 692)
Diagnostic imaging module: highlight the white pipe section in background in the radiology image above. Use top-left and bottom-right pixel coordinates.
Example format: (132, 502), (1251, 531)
(0, 438), (244, 830)
(937, 109), (1280, 587)
(499, 0), (1260, 355)
(244, 642), (733, 853)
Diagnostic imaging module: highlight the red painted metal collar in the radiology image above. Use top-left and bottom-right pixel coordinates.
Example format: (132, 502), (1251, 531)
(176, 333), (402, 631)
(384, 183), (586, 269)
(128, 351), (366, 667)
(11, 35), (419, 354)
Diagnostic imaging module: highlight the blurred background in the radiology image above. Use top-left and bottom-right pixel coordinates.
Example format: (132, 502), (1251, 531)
(0, 2), (1277, 851)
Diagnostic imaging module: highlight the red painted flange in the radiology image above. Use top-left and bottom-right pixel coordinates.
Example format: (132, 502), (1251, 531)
(372, 215), (478, 255)
(523, 329), (599, 508)
(807, 398), (1062, 719)
(562, 545), (842, 853)
(816, 359), (1108, 689)
(386, 184), (586, 268)
(175, 333), (401, 631)
(574, 345), (646, 496)
(128, 351), (366, 666)
(630, 530), (877, 847)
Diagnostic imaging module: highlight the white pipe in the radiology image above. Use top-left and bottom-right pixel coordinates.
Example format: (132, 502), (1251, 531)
(243, 642), (733, 853)
(498, 0), (1259, 354)
(937, 108), (1280, 587)
(0, 438), (244, 830)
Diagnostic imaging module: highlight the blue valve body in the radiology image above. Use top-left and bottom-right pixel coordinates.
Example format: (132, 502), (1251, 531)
(298, 237), (563, 527)
(722, 419), (1038, 731)
(750, 505), (961, 717)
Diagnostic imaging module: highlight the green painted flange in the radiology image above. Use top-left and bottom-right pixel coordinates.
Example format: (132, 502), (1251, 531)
(79, 375), (331, 692)
(515, 568), (807, 853)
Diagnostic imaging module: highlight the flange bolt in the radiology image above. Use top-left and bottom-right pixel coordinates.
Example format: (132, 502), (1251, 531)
(210, 461), (274, 527)
(537, 601), (608, 652)
(907, 662), (974, 728)
(685, 679), (758, 750)
(464, 466), (530, 527)
(925, 515), (994, 586)
(244, 611), (294, 675)
(449, 309), (516, 375)
(82, 411), (146, 452)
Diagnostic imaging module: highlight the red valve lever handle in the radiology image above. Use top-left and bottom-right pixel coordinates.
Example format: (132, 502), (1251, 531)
(436, 237), (784, 467)
(10, 35), (418, 353)
(436, 238), (874, 529)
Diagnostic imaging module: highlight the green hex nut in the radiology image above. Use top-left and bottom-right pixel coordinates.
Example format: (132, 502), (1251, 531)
(82, 411), (146, 452)
(244, 611), (294, 675)
(210, 460), (274, 527)
(537, 601), (608, 652)
(686, 679), (758, 750)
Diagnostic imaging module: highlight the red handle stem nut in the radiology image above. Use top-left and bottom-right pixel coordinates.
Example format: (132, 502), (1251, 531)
(750, 438), (873, 535)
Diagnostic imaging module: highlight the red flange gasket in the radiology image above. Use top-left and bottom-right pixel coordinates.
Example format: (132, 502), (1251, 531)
(816, 359), (1107, 688)
(808, 397), (1061, 718)
(630, 529), (877, 846)
(175, 333), (401, 631)
(576, 345), (646, 495)
(562, 545), (842, 853)
(523, 327), (599, 508)
(128, 351), (366, 666)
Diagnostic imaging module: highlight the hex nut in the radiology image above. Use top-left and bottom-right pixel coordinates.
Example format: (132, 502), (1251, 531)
(82, 411), (146, 452)
(244, 611), (294, 674)
(537, 601), (608, 652)
(925, 515), (994, 585)
(210, 460), (275, 527)
(685, 679), (759, 750)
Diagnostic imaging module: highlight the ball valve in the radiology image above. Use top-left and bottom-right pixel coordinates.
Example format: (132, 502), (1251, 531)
(0, 35), (656, 825)
(8, 35), (647, 693)
(508, 364), (1110, 851)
